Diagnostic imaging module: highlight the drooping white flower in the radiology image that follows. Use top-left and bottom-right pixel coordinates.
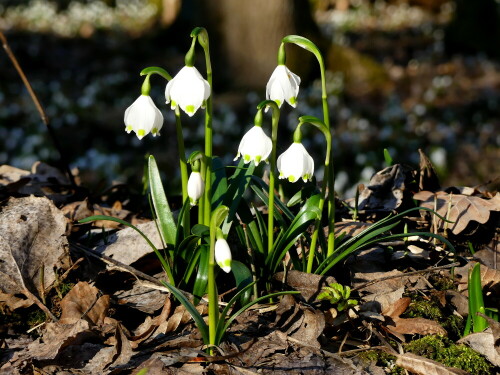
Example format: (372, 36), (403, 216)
(215, 238), (232, 273)
(266, 65), (301, 108)
(277, 142), (314, 183)
(187, 171), (204, 206)
(124, 95), (163, 140)
(234, 126), (272, 166)
(165, 66), (211, 117)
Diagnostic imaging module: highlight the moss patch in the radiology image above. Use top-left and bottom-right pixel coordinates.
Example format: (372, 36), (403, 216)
(404, 335), (492, 375)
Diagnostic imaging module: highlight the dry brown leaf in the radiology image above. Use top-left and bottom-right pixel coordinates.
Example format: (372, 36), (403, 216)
(59, 281), (110, 325)
(414, 190), (500, 235)
(94, 221), (163, 267)
(458, 330), (500, 367)
(454, 262), (500, 293)
(334, 221), (372, 238)
(356, 164), (414, 211)
(0, 196), (70, 309)
(395, 352), (469, 375)
(418, 149), (441, 192)
(383, 297), (447, 337)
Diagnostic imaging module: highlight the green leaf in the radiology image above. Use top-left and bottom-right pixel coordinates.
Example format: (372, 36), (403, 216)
(193, 244), (209, 305)
(222, 159), (255, 233)
(383, 148), (393, 166)
(211, 157), (228, 209)
(267, 194), (322, 273)
(148, 155), (176, 246)
(160, 281), (209, 344)
(469, 263), (488, 333)
(231, 260), (253, 306)
(250, 176), (294, 221)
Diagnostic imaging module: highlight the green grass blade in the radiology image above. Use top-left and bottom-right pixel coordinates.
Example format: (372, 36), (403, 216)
(160, 280), (209, 344)
(148, 155), (176, 245)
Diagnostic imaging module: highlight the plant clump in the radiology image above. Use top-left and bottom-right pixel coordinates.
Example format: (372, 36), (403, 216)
(404, 335), (492, 375)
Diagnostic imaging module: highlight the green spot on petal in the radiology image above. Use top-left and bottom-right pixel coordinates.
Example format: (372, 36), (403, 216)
(244, 154), (251, 162)
(186, 105), (195, 113)
(274, 99), (281, 107)
(137, 129), (146, 137)
(125, 125), (133, 132)
(151, 128), (159, 136)
(288, 175), (296, 183)
(255, 155), (262, 164)
(289, 97), (297, 105)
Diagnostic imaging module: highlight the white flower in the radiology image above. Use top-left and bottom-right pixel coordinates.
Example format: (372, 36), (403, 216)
(187, 171), (204, 206)
(124, 95), (163, 140)
(215, 238), (232, 273)
(165, 66), (211, 117)
(234, 126), (272, 166)
(266, 65), (301, 108)
(277, 142), (314, 182)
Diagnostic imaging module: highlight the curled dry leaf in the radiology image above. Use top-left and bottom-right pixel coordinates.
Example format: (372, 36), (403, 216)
(356, 164), (414, 211)
(414, 190), (500, 235)
(59, 281), (110, 325)
(458, 330), (500, 367)
(395, 352), (469, 375)
(383, 297), (447, 337)
(0, 196), (70, 310)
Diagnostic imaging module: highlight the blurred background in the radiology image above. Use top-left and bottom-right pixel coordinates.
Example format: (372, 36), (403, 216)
(0, 0), (499, 198)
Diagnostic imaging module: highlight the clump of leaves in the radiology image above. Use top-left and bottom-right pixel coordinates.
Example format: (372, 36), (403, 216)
(429, 273), (456, 291)
(404, 335), (492, 375)
(316, 283), (357, 311)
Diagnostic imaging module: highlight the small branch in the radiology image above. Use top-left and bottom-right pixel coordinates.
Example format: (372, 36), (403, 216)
(351, 262), (460, 292)
(23, 287), (58, 322)
(0, 31), (76, 187)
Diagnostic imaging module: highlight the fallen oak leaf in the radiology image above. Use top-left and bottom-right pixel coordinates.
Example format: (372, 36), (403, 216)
(59, 281), (109, 325)
(395, 352), (469, 375)
(414, 191), (500, 235)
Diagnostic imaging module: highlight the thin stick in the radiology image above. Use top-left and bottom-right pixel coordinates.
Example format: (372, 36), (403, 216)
(0, 31), (76, 187)
(351, 262), (460, 292)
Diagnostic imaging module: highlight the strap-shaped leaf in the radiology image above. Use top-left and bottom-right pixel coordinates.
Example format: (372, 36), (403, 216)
(211, 156), (228, 209)
(469, 263), (488, 333)
(148, 155), (176, 246)
(231, 260), (253, 306)
(193, 244), (209, 305)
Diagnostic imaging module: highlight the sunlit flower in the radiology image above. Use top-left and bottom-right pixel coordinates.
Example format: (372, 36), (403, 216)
(266, 65), (301, 108)
(187, 171), (204, 206)
(165, 66), (210, 117)
(277, 142), (314, 182)
(124, 95), (163, 140)
(215, 238), (232, 273)
(234, 126), (272, 166)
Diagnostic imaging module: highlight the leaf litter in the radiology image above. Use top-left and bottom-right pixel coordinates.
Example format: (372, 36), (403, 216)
(1, 149), (499, 374)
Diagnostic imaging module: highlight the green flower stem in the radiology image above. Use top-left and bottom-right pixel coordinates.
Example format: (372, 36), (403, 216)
(282, 35), (335, 258)
(140, 66), (172, 81)
(257, 100), (280, 255)
(208, 206), (229, 353)
(295, 116), (331, 272)
(192, 27), (213, 226)
(175, 107), (188, 202)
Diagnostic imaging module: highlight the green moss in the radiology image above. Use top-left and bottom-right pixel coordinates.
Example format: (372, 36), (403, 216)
(404, 335), (492, 375)
(27, 309), (47, 328)
(429, 274), (456, 291)
(442, 314), (465, 340)
(403, 299), (444, 321)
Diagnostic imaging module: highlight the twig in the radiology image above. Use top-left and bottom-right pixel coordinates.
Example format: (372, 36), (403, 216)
(0, 31), (76, 187)
(70, 242), (164, 287)
(351, 262), (460, 292)
(22, 287), (58, 322)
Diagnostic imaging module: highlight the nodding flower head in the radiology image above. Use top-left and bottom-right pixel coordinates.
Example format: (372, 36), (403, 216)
(215, 238), (232, 273)
(234, 125), (272, 166)
(266, 65), (301, 109)
(277, 142), (314, 183)
(124, 95), (163, 140)
(187, 171), (204, 206)
(165, 66), (211, 117)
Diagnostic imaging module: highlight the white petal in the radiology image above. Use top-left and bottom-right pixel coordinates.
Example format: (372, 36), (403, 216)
(187, 172), (204, 205)
(215, 239), (232, 273)
(166, 66), (211, 117)
(237, 126), (272, 165)
(277, 142), (314, 182)
(124, 95), (164, 140)
(265, 65), (300, 108)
